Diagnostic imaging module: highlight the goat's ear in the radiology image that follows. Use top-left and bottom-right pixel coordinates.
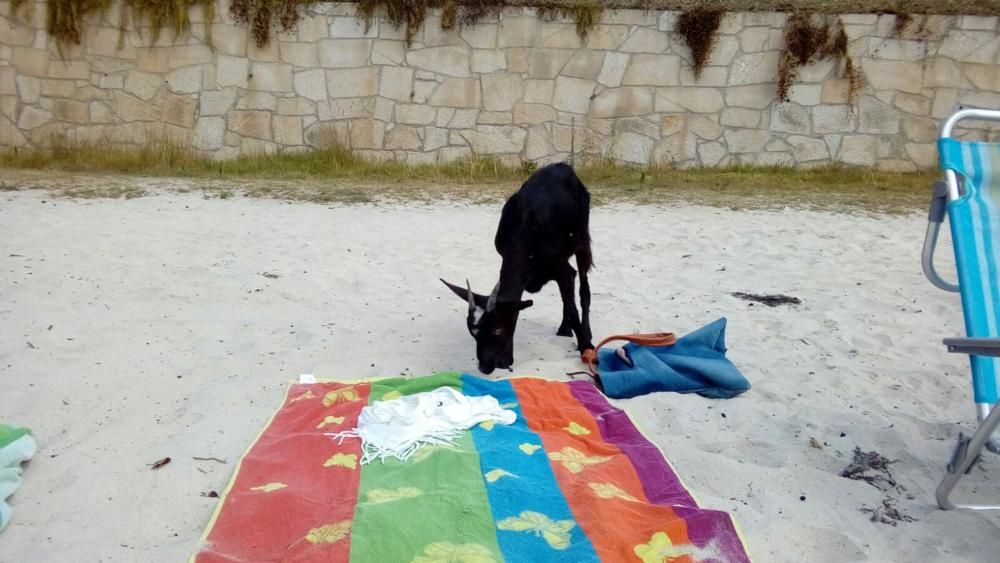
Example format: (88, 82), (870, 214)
(517, 300), (534, 311)
(440, 278), (489, 308)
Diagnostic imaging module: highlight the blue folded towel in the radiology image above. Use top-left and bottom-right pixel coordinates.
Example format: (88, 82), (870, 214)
(597, 318), (750, 399)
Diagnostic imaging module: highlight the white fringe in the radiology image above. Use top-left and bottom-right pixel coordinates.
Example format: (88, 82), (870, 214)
(325, 429), (462, 465)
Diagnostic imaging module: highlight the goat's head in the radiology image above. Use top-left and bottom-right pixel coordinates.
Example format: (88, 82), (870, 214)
(440, 279), (533, 374)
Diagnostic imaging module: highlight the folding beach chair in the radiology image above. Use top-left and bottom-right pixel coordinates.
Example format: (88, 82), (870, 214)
(923, 108), (1000, 510)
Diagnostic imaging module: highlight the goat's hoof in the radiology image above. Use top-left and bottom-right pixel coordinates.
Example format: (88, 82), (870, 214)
(556, 326), (573, 337)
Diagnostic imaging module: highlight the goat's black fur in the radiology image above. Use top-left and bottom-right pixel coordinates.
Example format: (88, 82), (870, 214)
(443, 163), (594, 374)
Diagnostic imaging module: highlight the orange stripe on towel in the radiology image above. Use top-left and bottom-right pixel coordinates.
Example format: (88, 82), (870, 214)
(512, 378), (693, 562)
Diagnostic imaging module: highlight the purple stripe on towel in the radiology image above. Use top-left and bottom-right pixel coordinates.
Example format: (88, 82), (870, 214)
(568, 380), (752, 563)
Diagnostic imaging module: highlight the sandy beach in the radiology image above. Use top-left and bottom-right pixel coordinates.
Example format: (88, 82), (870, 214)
(1, 183), (998, 562)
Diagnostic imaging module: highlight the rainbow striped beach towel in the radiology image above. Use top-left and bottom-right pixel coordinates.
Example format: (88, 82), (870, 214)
(192, 373), (751, 562)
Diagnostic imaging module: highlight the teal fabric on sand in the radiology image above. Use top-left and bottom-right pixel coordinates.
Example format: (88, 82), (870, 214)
(0, 424), (36, 532)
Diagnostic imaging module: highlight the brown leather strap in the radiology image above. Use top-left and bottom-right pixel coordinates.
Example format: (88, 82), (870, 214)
(580, 332), (677, 377)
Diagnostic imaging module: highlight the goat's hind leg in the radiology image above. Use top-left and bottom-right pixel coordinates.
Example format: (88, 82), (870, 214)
(555, 264), (584, 345)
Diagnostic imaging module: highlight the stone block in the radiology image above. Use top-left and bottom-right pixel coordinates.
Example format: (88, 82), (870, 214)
(620, 28), (668, 54)
(462, 24), (498, 49)
(236, 92), (277, 111)
(861, 58), (923, 93)
(292, 68), (327, 102)
(378, 66), (414, 102)
(216, 56), (249, 89)
(350, 118), (385, 149)
(720, 107), (761, 128)
(372, 40), (405, 65)
(200, 89), (235, 116)
(52, 99), (88, 124)
(786, 135), (829, 161)
(562, 50), (605, 80)
(229, 110), (272, 140)
(158, 93), (196, 128)
(41, 79), (74, 98)
(655, 87), (724, 113)
(424, 126), (449, 150)
(273, 115), (303, 145)
(524, 80), (554, 105)
(407, 45), (471, 77)
(280, 42), (319, 67)
(840, 135), (877, 165)
(597, 52), (629, 87)
(318, 39), (371, 68)
(471, 49), (506, 74)
(611, 131), (654, 164)
(12, 47), (48, 77)
(498, 17), (538, 48)
(13, 74), (39, 103)
(622, 54), (680, 86)
(478, 111), (512, 125)
(327, 67), (378, 98)
(385, 125), (421, 150)
(729, 52), (781, 85)
(553, 76), (594, 114)
(513, 103), (556, 124)
(461, 126), (526, 154)
(396, 104), (436, 125)
(249, 62), (293, 92)
(527, 49), (574, 79)
(813, 105), (855, 134)
(429, 78), (480, 108)
(166, 66), (202, 94)
(724, 129), (771, 153)
(167, 44), (211, 69)
(770, 102), (811, 133)
(114, 91), (160, 122)
(591, 87), (652, 118)
(859, 96), (900, 134)
(330, 16), (378, 39)
(48, 60), (89, 80)
(481, 74), (525, 111)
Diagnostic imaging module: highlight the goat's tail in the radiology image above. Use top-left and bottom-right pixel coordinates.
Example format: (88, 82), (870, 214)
(576, 186), (593, 275)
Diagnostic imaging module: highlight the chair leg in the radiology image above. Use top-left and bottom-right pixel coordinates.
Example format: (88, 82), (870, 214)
(937, 402), (1000, 510)
(976, 403), (1000, 454)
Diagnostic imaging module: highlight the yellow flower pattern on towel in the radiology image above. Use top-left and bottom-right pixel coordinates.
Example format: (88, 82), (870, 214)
(382, 390), (402, 401)
(365, 487), (423, 504)
(496, 511), (575, 550)
(484, 469), (514, 482)
(634, 531), (691, 562)
(519, 443), (542, 455)
(249, 482), (287, 493)
(323, 387), (359, 407)
(316, 415), (346, 429)
(479, 420), (496, 431)
(564, 421), (591, 436)
(289, 390), (315, 403)
(411, 542), (498, 563)
(500, 402), (518, 409)
(548, 447), (613, 474)
(323, 452), (358, 469)
(589, 482), (639, 502)
(305, 520), (352, 544)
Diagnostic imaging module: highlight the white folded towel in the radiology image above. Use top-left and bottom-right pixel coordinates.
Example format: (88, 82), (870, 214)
(330, 386), (516, 464)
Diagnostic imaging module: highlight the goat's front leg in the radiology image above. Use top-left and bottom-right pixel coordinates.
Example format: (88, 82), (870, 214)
(555, 264), (588, 350)
(577, 266), (593, 351)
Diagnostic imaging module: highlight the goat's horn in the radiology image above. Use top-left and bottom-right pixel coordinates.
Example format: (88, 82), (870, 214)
(466, 279), (476, 314)
(486, 281), (500, 312)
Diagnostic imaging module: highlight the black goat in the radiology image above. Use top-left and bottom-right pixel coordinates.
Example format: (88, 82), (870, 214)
(442, 162), (594, 374)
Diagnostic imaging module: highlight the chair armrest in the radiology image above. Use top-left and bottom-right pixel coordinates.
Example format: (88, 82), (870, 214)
(944, 338), (1000, 357)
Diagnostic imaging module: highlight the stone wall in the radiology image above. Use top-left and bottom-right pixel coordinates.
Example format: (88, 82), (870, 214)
(2, 1), (1000, 169)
